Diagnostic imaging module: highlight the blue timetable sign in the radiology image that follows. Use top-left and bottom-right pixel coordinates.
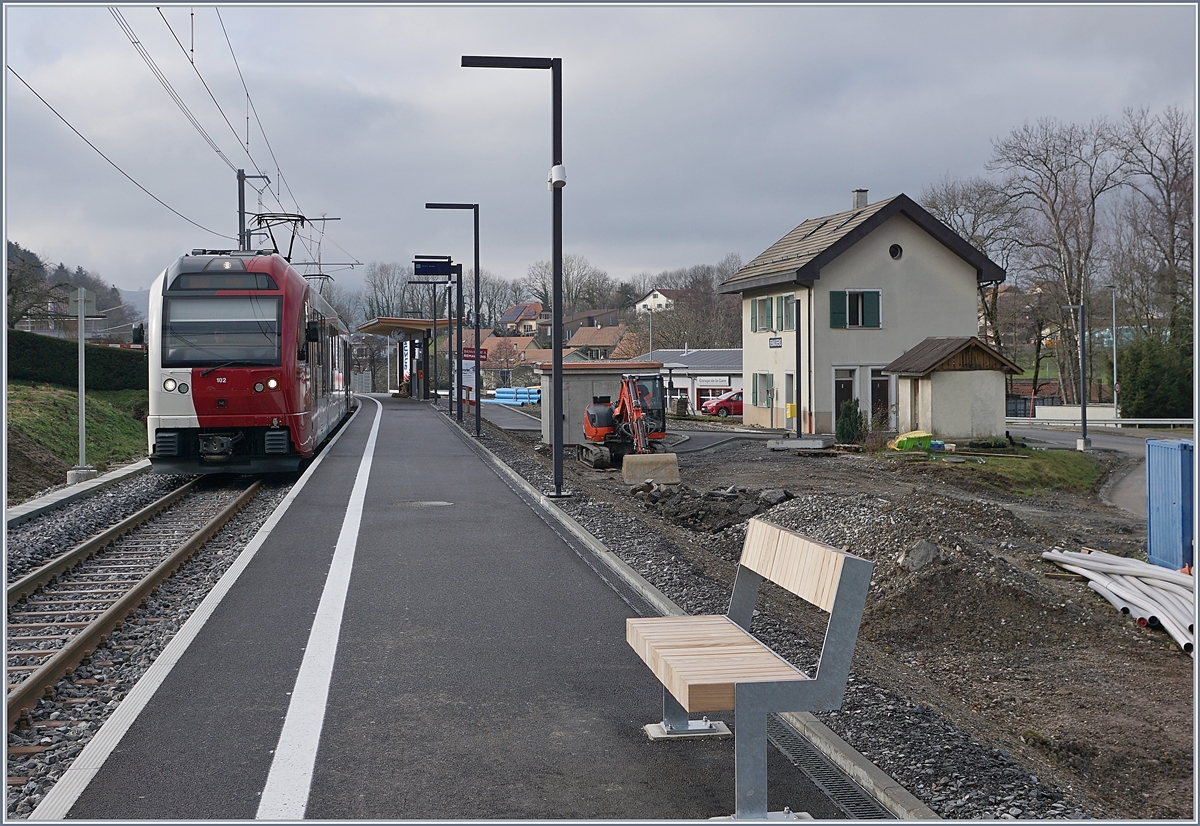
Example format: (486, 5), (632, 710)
(414, 260), (452, 276)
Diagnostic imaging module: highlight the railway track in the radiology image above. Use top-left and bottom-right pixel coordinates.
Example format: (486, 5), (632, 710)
(6, 480), (263, 731)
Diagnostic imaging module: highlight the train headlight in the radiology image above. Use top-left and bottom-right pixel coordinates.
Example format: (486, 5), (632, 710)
(177, 383), (189, 394)
(254, 382), (265, 393)
(267, 377), (278, 389)
(163, 378), (177, 392)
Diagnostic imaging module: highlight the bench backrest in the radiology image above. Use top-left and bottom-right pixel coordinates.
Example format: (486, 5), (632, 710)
(740, 518), (847, 613)
(727, 517), (872, 704)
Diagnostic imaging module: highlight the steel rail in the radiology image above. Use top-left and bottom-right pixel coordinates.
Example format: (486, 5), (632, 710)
(6, 480), (263, 730)
(7, 480), (202, 604)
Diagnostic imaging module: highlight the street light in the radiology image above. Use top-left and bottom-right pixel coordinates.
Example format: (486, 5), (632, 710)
(462, 54), (568, 497)
(427, 202), (481, 435)
(1107, 284), (1118, 418)
(1064, 303), (1089, 450)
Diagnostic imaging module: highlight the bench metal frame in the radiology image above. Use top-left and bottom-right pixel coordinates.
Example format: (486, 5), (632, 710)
(632, 518), (873, 819)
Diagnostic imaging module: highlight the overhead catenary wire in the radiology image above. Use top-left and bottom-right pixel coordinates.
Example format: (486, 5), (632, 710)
(6, 65), (236, 241)
(110, 7), (236, 171)
(153, 6), (322, 263)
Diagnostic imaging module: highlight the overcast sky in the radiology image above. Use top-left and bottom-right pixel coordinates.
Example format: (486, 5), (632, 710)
(4, 3), (1196, 297)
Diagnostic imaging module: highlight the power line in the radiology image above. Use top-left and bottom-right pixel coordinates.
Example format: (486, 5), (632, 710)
(155, 6), (321, 264)
(109, 8), (236, 171)
(6, 64), (236, 241)
(215, 7), (302, 216)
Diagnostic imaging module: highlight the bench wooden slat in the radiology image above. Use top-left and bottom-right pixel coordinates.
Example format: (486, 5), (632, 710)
(769, 530), (845, 613)
(627, 616), (807, 712)
(740, 518), (780, 579)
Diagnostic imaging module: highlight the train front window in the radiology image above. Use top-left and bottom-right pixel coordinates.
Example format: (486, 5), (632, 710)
(162, 297), (281, 366)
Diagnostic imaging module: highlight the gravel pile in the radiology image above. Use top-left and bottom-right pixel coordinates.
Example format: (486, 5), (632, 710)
(5, 479), (293, 820)
(474, 425), (1094, 820)
(6, 472), (194, 582)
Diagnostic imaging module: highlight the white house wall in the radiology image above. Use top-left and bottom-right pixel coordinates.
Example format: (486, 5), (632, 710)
(930, 371), (1007, 440)
(742, 213), (981, 433)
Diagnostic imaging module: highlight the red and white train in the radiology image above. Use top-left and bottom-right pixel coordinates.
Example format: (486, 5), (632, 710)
(147, 250), (352, 474)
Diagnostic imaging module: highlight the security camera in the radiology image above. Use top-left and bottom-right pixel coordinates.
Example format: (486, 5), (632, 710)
(548, 164), (567, 189)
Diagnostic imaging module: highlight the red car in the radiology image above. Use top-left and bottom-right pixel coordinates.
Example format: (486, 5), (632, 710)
(701, 389), (743, 417)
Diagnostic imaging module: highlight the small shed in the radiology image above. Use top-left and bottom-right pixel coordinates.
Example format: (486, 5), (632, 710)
(883, 337), (1020, 440)
(532, 360), (663, 446)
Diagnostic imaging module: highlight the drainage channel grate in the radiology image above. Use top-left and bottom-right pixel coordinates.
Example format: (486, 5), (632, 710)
(767, 714), (894, 820)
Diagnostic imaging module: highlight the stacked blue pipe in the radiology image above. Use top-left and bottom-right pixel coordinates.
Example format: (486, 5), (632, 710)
(484, 387), (542, 406)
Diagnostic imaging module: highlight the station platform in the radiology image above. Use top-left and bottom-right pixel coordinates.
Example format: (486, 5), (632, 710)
(34, 395), (859, 820)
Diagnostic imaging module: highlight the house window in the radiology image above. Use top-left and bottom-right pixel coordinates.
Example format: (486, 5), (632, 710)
(782, 295), (796, 331)
(829, 290), (881, 329)
(752, 372), (773, 407)
(751, 296), (774, 332)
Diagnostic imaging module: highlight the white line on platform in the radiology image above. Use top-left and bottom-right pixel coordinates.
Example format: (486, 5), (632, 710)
(30, 401), (367, 821)
(255, 396), (382, 819)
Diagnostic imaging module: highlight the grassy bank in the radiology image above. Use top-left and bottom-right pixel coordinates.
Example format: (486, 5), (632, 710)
(898, 446), (1105, 496)
(6, 381), (148, 470)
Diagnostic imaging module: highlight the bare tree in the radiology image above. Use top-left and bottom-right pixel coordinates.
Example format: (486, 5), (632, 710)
(988, 117), (1127, 402)
(920, 176), (1026, 354)
(1114, 106), (1194, 336)
(7, 242), (65, 328)
(523, 254), (613, 315)
(320, 280), (365, 328)
(362, 261), (418, 319)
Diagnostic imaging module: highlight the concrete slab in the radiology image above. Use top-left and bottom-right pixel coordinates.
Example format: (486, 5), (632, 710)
(622, 452), (682, 485)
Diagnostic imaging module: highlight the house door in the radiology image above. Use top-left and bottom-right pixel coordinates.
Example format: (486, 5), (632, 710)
(870, 369), (890, 429)
(834, 368), (855, 416)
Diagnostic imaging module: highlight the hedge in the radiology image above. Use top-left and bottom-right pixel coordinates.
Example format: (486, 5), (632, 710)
(6, 328), (147, 391)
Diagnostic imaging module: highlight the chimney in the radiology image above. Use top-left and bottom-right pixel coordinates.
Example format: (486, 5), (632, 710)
(853, 189), (869, 209)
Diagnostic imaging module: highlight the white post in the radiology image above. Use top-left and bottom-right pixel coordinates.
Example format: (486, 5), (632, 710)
(68, 287), (98, 484)
(78, 287), (85, 467)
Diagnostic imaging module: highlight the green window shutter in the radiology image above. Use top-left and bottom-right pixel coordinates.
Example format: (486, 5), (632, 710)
(750, 298), (758, 332)
(830, 291), (847, 328)
(776, 297), (784, 330)
(863, 291), (881, 328)
(752, 375), (759, 406)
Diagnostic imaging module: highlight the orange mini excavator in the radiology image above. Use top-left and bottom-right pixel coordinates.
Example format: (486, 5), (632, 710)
(578, 374), (681, 484)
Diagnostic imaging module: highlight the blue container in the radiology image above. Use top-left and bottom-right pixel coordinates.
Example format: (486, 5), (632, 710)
(1145, 439), (1194, 570)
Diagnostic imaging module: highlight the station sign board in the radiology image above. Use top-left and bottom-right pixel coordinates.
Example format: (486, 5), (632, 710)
(463, 347), (488, 362)
(414, 260), (452, 276)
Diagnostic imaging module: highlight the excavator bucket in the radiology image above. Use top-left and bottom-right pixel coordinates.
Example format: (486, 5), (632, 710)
(621, 451), (681, 485)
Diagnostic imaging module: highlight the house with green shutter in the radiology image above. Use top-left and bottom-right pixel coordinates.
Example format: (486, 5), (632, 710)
(719, 190), (1005, 434)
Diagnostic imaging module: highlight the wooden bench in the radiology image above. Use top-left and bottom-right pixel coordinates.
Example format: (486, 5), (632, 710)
(626, 517), (873, 819)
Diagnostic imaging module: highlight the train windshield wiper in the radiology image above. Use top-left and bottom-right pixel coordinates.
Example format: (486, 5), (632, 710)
(200, 361), (246, 377)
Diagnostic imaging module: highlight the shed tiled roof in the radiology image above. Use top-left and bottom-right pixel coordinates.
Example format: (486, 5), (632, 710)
(719, 193), (1005, 294)
(882, 336), (1021, 377)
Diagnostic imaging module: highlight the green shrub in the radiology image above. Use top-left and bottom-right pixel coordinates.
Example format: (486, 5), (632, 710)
(1118, 333), (1193, 418)
(835, 398), (866, 444)
(6, 329), (146, 391)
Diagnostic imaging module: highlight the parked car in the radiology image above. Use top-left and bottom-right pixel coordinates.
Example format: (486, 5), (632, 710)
(700, 390), (742, 418)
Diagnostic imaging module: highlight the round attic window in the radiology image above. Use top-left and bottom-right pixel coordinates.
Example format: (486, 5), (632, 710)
(889, 244), (903, 260)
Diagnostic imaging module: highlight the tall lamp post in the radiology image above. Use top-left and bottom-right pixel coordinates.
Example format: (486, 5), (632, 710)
(462, 54), (568, 497)
(427, 202), (481, 435)
(1065, 303), (1090, 450)
(1107, 284), (1118, 418)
